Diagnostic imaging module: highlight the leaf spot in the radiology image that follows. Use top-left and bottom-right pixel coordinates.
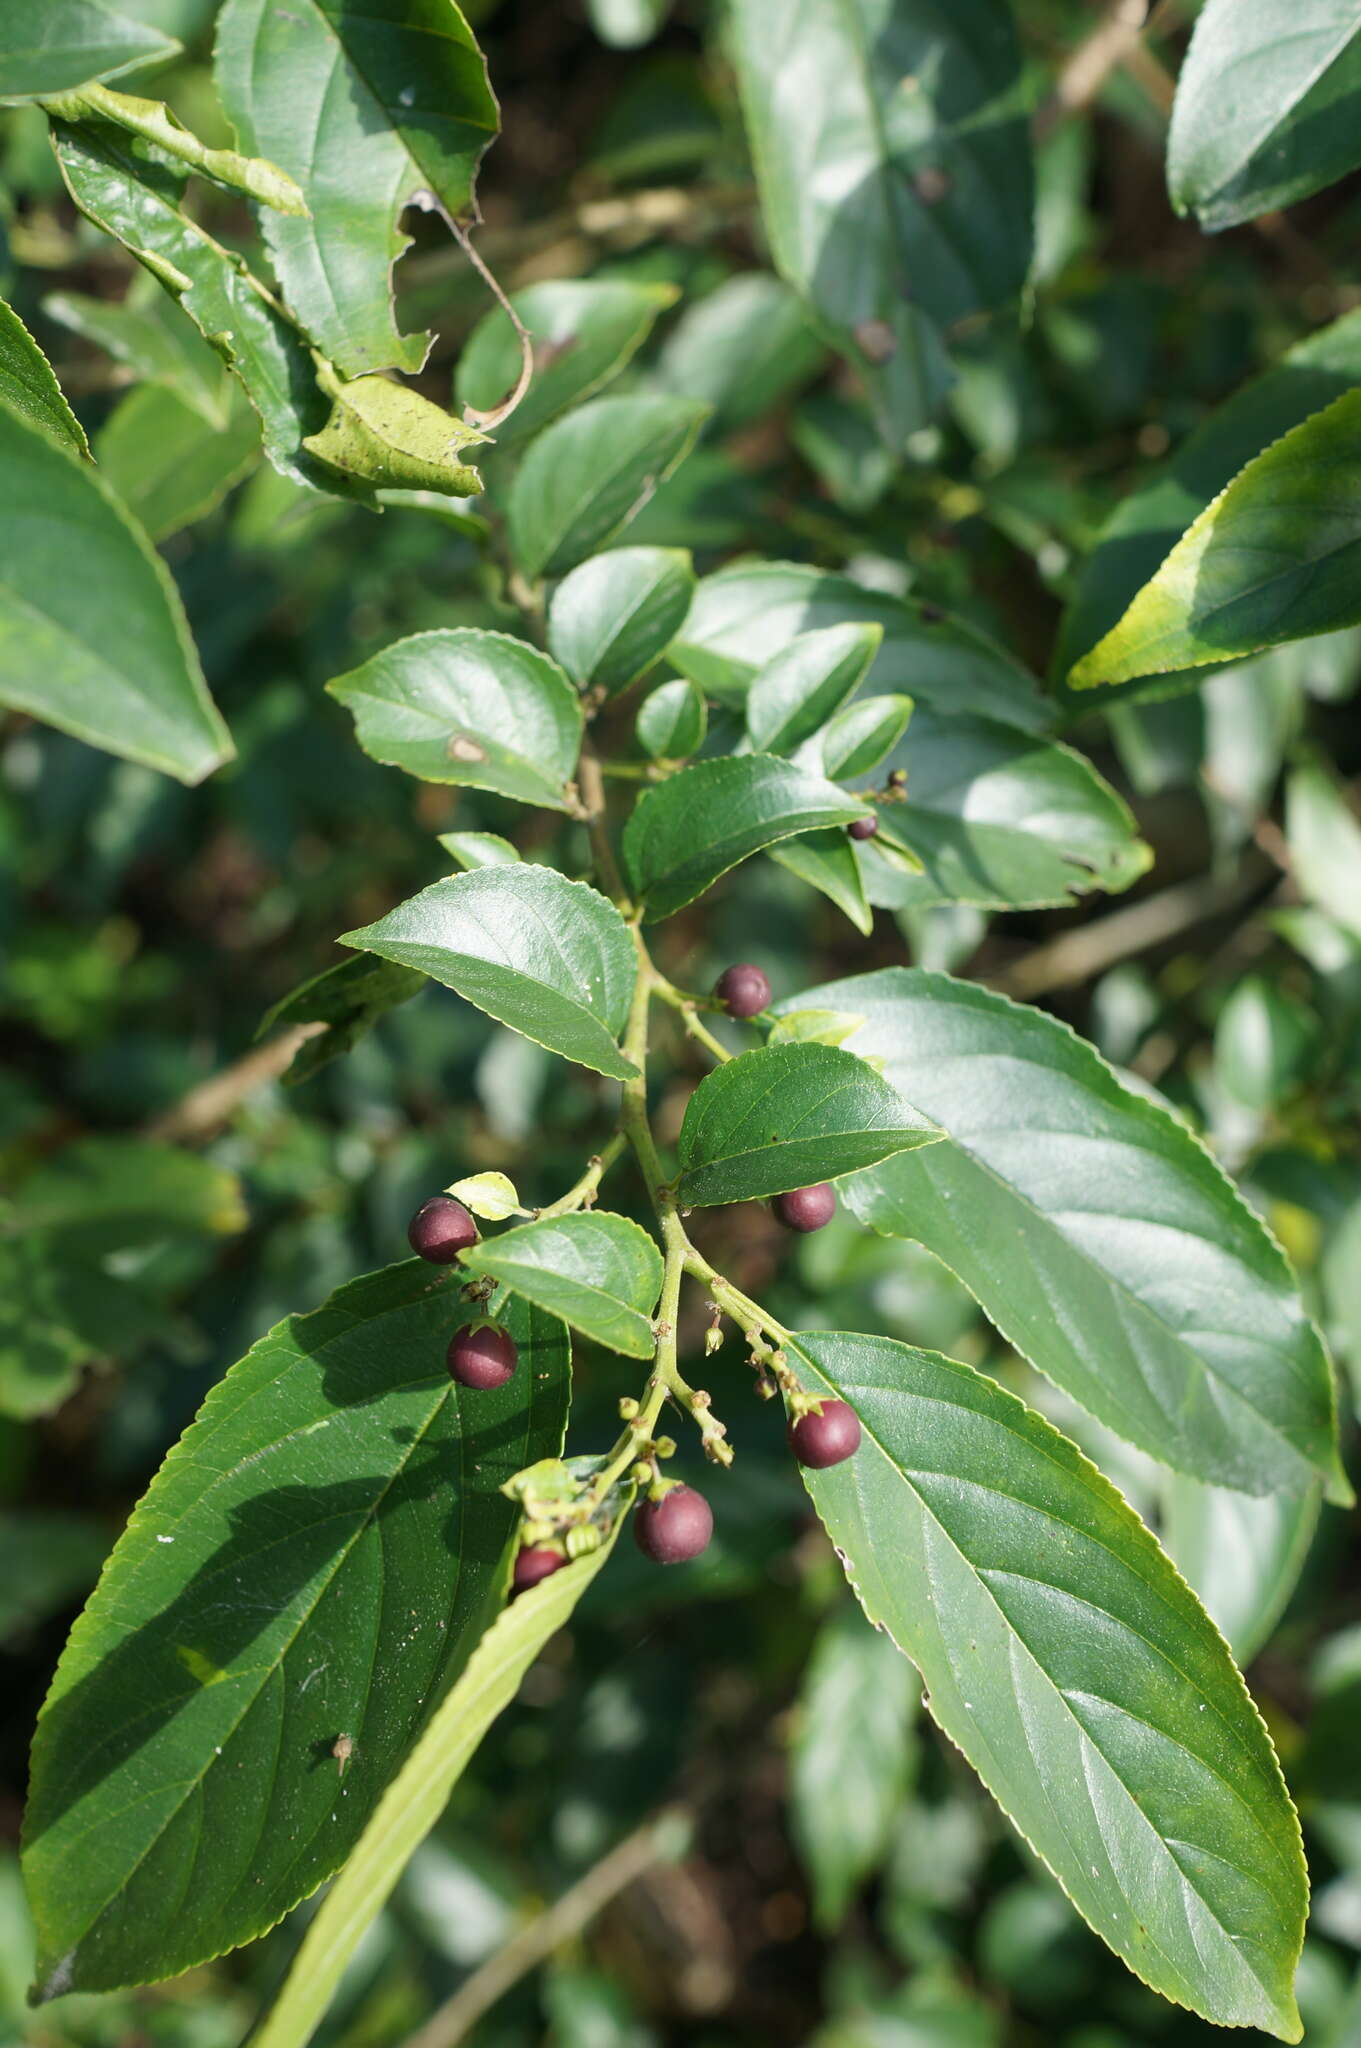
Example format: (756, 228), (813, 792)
(448, 734), (488, 762)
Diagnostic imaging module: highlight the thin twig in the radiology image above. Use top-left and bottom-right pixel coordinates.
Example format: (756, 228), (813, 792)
(143, 1024), (323, 1142)
(1035, 0), (1183, 140)
(576, 746), (631, 909)
(400, 1810), (691, 2048)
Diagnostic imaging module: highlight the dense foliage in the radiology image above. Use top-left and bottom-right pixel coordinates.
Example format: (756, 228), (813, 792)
(3, 3), (1361, 2046)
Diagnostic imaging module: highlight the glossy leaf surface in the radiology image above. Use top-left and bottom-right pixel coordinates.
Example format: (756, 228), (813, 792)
(783, 969), (1344, 1499)
(769, 829), (873, 935)
(624, 755), (870, 921)
(341, 866), (638, 1081)
(676, 1042), (940, 1206)
(636, 677), (706, 761)
(745, 623), (881, 755)
(456, 278), (676, 444)
(547, 546), (695, 698)
(328, 629), (582, 807)
(507, 395), (708, 581)
(214, 0), (498, 377)
(786, 1328), (1307, 2040)
(0, 298), (89, 454)
(23, 1269), (570, 1995)
(0, 397), (232, 783)
(0, 0), (176, 95)
(461, 1214), (663, 1358)
(819, 692), (913, 779)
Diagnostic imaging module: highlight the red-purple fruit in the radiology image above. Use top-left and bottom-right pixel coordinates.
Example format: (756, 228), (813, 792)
(788, 1399), (861, 1469)
(714, 962), (771, 1019)
(634, 1485), (713, 1565)
(407, 1195), (479, 1263)
(848, 814), (879, 841)
(512, 1546), (565, 1595)
(773, 1183), (836, 1233)
(447, 1322), (517, 1390)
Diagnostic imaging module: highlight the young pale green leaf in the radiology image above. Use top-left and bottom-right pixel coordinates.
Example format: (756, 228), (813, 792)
(819, 692), (914, 779)
(636, 677), (706, 761)
(456, 278), (677, 445)
(623, 755), (870, 922)
(461, 1214), (663, 1358)
(251, 1531), (620, 2048)
(302, 374), (486, 498)
(22, 1270), (570, 1997)
(437, 829), (521, 870)
(790, 1603), (919, 1931)
(728, 0), (1029, 444)
(1285, 759), (1361, 941)
(781, 969), (1346, 1501)
(445, 1172), (525, 1222)
(858, 712), (1150, 911)
(214, 0), (498, 379)
(1168, 0), (1361, 231)
(785, 1328), (1307, 2041)
(0, 0), (176, 95)
(327, 630), (582, 808)
(341, 866), (638, 1081)
(768, 830), (873, 936)
(257, 953), (427, 1085)
(656, 272), (823, 433)
(767, 1009), (866, 1049)
(96, 381), (260, 541)
(44, 286), (231, 425)
(675, 1043), (940, 1207)
(508, 395), (709, 581)
(0, 298), (89, 454)
(745, 623), (881, 755)
(671, 562), (1048, 731)
(1056, 308), (1361, 711)
(547, 546), (695, 698)
(1160, 1474), (1321, 1667)
(51, 119), (327, 490)
(1069, 390), (1361, 692)
(0, 396), (232, 784)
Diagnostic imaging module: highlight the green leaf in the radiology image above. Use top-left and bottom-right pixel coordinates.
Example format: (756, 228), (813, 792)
(675, 1042), (940, 1206)
(547, 546), (695, 698)
(96, 381), (260, 541)
(0, 395), (232, 783)
(508, 395), (709, 582)
(859, 712), (1151, 911)
(1213, 976), (1316, 1112)
(1056, 308), (1361, 711)
(784, 1328), (1307, 2041)
(52, 118), (327, 491)
(768, 829), (874, 936)
(790, 1602), (918, 1930)
(1285, 759), (1361, 941)
(780, 969), (1346, 1501)
(2, 1137), (245, 1242)
(301, 373), (486, 498)
(1068, 390), (1361, 691)
(745, 623), (881, 755)
(0, 297), (89, 454)
(819, 692), (914, 780)
(213, 0), (498, 378)
(437, 829), (521, 870)
(250, 1533), (620, 2048)
(636, 677), (706, 761)
(461, 1214), (662, 1358)
(624, 755), (871, 921)
(656, 272), (823, 432)
(671, 561), (1048, 730)
(1168, 0), (1361, 231)
(0, 0), (176, 96)
(22, 1268), (569, 1998)
(340, 865), (639, 1082)
(444, 1172), (525, 1222)
(44, 285), (231, 425)
(1161, 1474), (1321, 1667)
(456, 278), (677, 445)
(327, 629), (582, 808)
(728, 0), (1030, 445)
(258, 953), (427, 1085)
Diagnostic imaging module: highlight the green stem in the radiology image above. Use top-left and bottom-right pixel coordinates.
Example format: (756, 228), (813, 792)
(533, 1133), (627, 1220)
(652, 977), (732, 1065)
(41, 83), (308, 215)
(576, 746), (632, 911)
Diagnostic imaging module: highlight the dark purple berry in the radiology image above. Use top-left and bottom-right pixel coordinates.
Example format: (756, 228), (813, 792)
(788, 1399), (861, 1469)
(447, 1322), (517, 1390)
(407, 1195), (478, 1263)
(714, 963), (771, 1019)
(848, 813), (879, 841)
(512, 1546), (565, 1595)
(634, 1485), (713, 1565)
(773, 1183), (836, 1233)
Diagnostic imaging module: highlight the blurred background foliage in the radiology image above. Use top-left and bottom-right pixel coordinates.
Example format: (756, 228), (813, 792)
(3, 1), (1361, 2043)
